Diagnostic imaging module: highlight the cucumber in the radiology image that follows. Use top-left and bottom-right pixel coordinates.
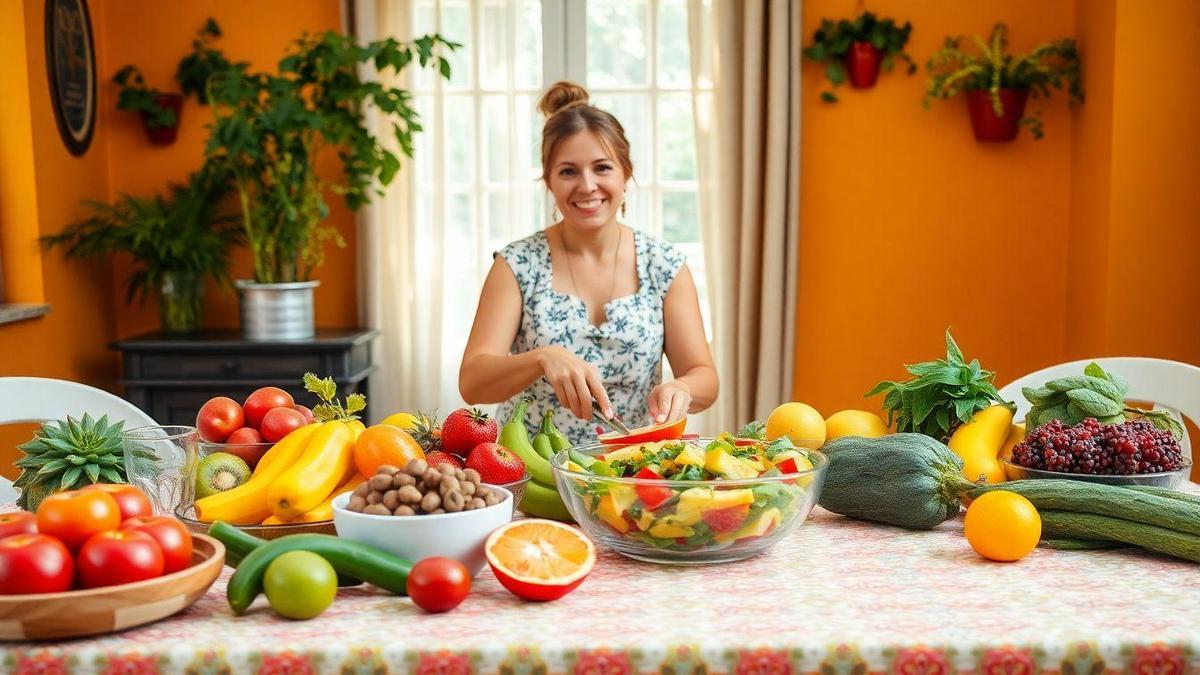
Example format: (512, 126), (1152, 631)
(1040, 511), (1200, 563)
(1039, 537), (1125, 551)
(1127, 485), (1200, 506)
(209, 521), (363, 587)
(568, 449), (597, 468)
(225, 533), (408, 613)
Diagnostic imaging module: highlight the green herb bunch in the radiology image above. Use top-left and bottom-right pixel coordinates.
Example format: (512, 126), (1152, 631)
(1023, 363), (1184, 439)
(303, 372), (366, 422)
(923, 22), (1083, 139)
(802, 12), (915, 102)
(865, 330), (1011, 442)
(113, 65), (177, 130)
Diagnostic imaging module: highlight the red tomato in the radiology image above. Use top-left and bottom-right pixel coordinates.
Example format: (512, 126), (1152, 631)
(80, 483), (153, 521)
(243, 387), (295, 430)
(0, 512), (37, 540)
(36, 490), (121, 552)
(406, 556), (471, 613)
(260, 407), (307, 443)
(196, 396), (245, 442)
(294, 404), (316, 424)
(0, 533), (74, 594)
(77, 530), (164, 588)
(223, 426), (269, 468)
(121, 516), (193, 574)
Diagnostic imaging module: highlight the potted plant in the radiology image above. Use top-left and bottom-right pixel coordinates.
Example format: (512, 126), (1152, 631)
(176, 18), (244, 105)
(204, 31), (457, 341)
(114, 65), (184, 145)
(803, 12), (915, 102)
(41, 166), (241, 333)
(924, 23), (1083, 141)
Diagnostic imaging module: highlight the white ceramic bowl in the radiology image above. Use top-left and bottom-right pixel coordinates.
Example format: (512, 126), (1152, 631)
(331, 486), (514, 577)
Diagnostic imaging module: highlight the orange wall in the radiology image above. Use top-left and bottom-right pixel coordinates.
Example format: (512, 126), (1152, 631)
(795, 0), (1075, 416)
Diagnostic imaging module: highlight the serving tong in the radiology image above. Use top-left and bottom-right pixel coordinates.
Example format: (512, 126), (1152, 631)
(591, 400), (632, 436)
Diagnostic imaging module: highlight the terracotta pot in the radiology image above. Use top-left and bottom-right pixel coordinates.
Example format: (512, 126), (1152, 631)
(964, 89), (1029, 142)
(140, 93), (183, 146)
(843, 42), (883, 88)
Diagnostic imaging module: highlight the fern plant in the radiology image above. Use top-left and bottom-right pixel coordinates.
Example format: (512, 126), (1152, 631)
(923, 23), (1083, 139)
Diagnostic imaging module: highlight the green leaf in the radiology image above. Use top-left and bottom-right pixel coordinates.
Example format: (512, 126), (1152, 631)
(84, 463), (101, 483)
(863, 380), (896, 398)
(825, 62), (847, 86)
(304, 372), (338, 403)
(1083, 362), (1107, 379)
(61, 466), (84, 490)
(911, 387), (936, 424)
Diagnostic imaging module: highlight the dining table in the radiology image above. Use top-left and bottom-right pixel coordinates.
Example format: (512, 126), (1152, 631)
(3, 485), (1199, 675)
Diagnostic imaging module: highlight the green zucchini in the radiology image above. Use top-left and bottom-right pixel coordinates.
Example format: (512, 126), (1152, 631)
(1040, 511), (1200, 563)
(1127, 485), (1200, 506)
(817, 433), (974, 529)
(969, 479), (1200, 537)
(1039, 537), (1125, 551)
(225, 534), (411, 614)
(210, 521), (362, 587)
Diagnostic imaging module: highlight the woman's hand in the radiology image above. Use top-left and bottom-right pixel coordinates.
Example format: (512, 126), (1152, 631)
(536, 345), (613, 420)
(648, 380), (692, 425)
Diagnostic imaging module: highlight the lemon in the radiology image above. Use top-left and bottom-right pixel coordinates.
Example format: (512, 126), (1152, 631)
(380, 412), (418, 430)
(824, 410), (888, 441)
(765, 402), (826, 447)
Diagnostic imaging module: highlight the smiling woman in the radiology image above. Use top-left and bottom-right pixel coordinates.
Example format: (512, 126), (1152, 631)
(457, 81), (718, 445)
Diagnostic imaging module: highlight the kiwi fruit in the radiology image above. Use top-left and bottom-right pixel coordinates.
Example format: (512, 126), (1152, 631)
(195, 452), (251, 499)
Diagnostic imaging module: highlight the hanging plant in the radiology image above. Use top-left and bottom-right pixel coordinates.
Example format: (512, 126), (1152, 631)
(802, 12), (915, 103)
(113, 65), (183, 145)
(923, 23), (1083, 141)
(176, 18), (245, 105)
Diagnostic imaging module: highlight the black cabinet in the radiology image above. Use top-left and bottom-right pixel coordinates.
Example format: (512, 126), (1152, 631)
(110, 329), (380, 425)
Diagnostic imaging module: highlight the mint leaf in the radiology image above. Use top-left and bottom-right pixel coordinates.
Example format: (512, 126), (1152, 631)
(945, 329), (965, 364)
(1083, 362), (1107, 379)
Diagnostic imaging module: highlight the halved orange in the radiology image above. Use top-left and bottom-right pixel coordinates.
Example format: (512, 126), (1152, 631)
(485, 519), (595, 601)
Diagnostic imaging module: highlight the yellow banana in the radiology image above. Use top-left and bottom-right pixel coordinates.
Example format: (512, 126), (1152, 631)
(268, 421), (355, 520)
(347, 419), (366, 440)
(195, 424), (319, 525)
(295, 473), (366, 522)
(998, 422), (1026, 462)
(949, 404), (1013, 484)
(262, 515), (291, 525)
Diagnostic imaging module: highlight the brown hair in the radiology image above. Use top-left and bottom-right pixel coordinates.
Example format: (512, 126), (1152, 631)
(536, 81), (634, 183)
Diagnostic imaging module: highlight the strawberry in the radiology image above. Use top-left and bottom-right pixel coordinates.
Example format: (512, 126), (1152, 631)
(441, 408), (498, 456)
(701, 504), (751, 534)
(466, 443), (526, 484)
(424, 451), (463, 472)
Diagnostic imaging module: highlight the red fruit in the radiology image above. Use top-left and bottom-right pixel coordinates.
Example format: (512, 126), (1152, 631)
(0, 512), (37, 540)
(599, 417), (687, 445)
(0, 534), (74, 594)
(77, 530), (164, 588)
(260, 407), (308, 443)
(36, 490), (122, 552)
(196, 397), (244, 442)
(121, 516), (193, 574)
(222, 426), (268, 468)
(701, 503), (751, 534)
(243, 387), (294, 430)
(633, 467), (673, 510)
(465, 443), (526, 484)
(406, 557), (471, 613)
(295, 405), (316, 424)
(425, 451), (464, 472)
(441, 408), (499, 456)
(80, 483), (153, 521)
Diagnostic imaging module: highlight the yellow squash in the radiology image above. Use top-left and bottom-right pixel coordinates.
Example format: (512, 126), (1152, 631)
(267, 421), (355, 520)
(194, 423), (319, 525)
(295, 473), (366, 523)
(948, 404), (1013, 484)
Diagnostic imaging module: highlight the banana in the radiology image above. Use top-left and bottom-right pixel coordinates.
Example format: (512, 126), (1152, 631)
(500, 399), (556, 486)
(295, 473), (366, 523)
(195, 424), (319, 525)
(517, 480), (573, 521)
(948, 404), (1013, 484)
(268, 421), (355, 520)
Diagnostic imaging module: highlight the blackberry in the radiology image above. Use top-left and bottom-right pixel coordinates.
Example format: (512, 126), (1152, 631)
(1010, 417), (1184, 475)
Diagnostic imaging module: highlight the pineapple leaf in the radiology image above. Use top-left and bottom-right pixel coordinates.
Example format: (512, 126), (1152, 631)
(97, 454), (122, 467)
(82, 412), (96, 430)
(66, 416), (85, 443)
(14, 454), (56, 468)
(84, 463), (101, 483)
(35, 459), (70, 477)
(42, 437), (82, 455)
(60, 465), (84, 490)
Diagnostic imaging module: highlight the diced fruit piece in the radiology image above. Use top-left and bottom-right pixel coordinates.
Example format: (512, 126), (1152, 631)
(674, 445), (705, 468)
(648, 521), (694, 538)
(678, 487), (755, 512)
(771, 450), (814, 474)
(596, 494), (630, 533)
(485, 520), (595, 601)
(633, 467), (674, 510)
(704, 448), (759, 479)
(466, 442), (526, 484)
(598, 417), (687, 445)
(599, 445), (645, 463)
(634, 510), (655, 531)
(701, 503), (751, 534)
(715, 507), (782, 543)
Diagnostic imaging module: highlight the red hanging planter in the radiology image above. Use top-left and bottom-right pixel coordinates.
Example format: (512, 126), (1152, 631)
(140, 93), (183, 146)
(843, 41), (883, 88)
(964, 89), (1028, 142)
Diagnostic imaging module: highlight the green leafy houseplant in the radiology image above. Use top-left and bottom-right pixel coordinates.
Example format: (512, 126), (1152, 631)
(924, 23), (1083, 140)
(802, 12), (915, 102)
(176, 18), (245, 104)
(865, 330), (1012, 442)
(41, 167), (242, 332)
(204, 32), (458, 284)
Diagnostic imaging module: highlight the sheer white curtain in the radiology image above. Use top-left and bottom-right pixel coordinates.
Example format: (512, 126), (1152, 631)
(356, 0), (545, 416)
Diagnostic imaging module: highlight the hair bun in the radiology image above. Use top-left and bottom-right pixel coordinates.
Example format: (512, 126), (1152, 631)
(537, 81), (590, 117)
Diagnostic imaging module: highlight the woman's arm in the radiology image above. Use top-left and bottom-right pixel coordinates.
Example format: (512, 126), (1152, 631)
(649, 264), (719, 422)
(458, 257), (543, 404)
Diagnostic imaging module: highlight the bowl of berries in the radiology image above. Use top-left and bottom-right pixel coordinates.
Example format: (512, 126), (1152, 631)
(1004, 418), (1192, 488)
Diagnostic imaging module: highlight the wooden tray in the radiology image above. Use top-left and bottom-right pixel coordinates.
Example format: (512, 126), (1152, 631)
(176, 503), (336, 540)
(0, 534), (225, 641)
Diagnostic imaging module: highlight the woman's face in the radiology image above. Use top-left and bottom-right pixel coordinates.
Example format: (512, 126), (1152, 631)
(547, 131), (626, 230)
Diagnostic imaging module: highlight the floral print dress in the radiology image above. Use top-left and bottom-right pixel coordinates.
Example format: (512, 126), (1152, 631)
(494, 228), (686, 445)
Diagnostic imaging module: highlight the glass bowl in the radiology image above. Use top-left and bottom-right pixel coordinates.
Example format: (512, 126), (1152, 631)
(550, 440), (828, 565)
(497, 473), (531, 514)
(1001, 457), (1192, 489)
(174, 502), (335, 540)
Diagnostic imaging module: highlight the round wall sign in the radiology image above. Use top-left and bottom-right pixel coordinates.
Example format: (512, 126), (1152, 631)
(45, 0), (97, 156)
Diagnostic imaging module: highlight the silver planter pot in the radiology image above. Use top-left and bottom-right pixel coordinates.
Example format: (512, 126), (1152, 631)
(235, 280), (320, 341)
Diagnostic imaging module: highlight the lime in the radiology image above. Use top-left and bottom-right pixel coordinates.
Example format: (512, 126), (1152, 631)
(263, 550), (337, 620)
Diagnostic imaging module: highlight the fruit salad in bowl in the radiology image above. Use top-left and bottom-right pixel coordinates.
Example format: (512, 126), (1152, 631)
(551, 435), (827, 564)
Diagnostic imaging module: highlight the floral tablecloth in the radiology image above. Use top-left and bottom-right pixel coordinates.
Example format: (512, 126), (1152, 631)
(4, 486), (1200, 675)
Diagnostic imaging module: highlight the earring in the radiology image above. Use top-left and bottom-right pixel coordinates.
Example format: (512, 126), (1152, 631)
(553, 205), (561, 222)
(620, 199), (627, 219)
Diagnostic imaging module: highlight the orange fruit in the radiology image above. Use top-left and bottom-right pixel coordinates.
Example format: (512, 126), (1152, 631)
(353, 424), (424, 478)
(824, 410), (888, 440)
(963, 491), (1041, 562)
(485, 519), (595, 601)
(766, 402), (826, 447)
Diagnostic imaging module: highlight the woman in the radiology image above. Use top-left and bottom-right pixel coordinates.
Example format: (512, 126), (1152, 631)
(459, 81), (718, 443)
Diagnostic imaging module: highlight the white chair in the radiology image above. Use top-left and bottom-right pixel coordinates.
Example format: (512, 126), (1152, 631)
(997, 357), (1200, 461)
(0, 377), (157, 504)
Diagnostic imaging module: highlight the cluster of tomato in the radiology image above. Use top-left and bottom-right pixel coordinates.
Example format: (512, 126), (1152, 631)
(197, 387), (316, 467)
(0, 484), (193, 594)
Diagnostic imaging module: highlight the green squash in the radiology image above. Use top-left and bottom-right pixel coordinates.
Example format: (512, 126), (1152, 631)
(817, 433), (974, 529)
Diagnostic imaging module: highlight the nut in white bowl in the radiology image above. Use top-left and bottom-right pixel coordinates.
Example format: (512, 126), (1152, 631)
(331, 486), (514, 577)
